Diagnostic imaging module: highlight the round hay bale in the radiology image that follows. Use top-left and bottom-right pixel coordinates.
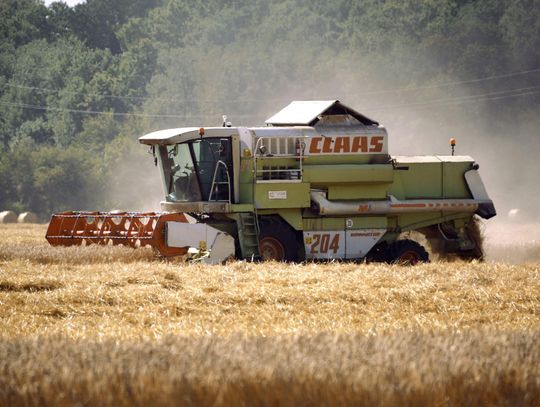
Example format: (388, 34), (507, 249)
(18, 211), (38, 224)
(0, 210), (17, 224)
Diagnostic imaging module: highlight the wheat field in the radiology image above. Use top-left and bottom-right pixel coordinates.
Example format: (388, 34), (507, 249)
(1, 224), (539, 406)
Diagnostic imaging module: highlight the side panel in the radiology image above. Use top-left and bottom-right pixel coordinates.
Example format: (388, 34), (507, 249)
(345, 216), (388, 229)
(442, 161), (472, 198)
(303, 217), (345, 231)
(328, 184), (388, 200)
(166, 221), (235, 264)
(303, 229), (385, 259)
(166, 222), (218, 248)
(254, 182), (310, 209)
(464, 169), (490, 200)
(391, 156), (474, 200)
(304, 231), (345, 259)
(464, 169), (496, 219)
(398, 162), (442, 199)
(345, 229), (385, 259)
(303, 164), (393, 183)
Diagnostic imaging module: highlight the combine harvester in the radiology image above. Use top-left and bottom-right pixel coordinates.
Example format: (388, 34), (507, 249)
(46, 100), (496, 264)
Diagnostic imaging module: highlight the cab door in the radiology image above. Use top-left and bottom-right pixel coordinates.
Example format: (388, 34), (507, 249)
(191, 137), (234, 202)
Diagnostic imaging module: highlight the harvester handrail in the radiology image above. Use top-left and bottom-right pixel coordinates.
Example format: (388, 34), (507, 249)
(209, 160), (232, 203)
(253, 135), (308, 183)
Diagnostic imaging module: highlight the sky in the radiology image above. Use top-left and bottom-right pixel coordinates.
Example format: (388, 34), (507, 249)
(44, 0), (85, 6)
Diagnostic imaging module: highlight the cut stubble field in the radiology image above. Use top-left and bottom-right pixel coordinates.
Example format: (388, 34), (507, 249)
(0, 224), (539, 406)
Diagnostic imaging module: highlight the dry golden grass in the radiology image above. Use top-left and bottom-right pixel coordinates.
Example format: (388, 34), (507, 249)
(1, 332), (539, 406)
(1, 224), (539, 405)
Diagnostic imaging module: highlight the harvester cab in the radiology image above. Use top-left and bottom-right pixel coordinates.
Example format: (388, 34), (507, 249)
(46, 100), (496, 264)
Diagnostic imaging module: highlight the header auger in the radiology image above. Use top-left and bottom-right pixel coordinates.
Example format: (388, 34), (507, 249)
(46, 100), (496, 264)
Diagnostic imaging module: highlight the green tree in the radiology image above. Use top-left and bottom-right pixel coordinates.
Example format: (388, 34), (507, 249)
(31, 146), (103, 215)
(0, 0), (49, 48)
(501, 0), (540, 69)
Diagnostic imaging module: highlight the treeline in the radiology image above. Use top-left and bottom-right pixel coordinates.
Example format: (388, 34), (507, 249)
(1, 0), (539, 218)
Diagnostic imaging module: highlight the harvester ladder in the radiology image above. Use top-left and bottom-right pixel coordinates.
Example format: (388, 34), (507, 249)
(209, 160), (231, 203)
(237, 212), (260, 260)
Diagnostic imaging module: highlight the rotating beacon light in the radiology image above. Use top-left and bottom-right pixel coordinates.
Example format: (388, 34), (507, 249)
(450, 138), (456, 156)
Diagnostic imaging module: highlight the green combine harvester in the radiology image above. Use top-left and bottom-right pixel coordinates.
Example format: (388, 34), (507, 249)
(47, 100), (496, 264)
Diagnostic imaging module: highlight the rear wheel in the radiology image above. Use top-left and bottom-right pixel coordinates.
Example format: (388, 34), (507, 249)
(258, 220), (300, 262)
(386, 239), (429, 265)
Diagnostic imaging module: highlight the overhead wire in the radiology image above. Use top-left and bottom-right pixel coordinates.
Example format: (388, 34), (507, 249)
(3, 83), (540, 118)
(1, 83), (190, 104)
(0, 82), (269, 104)
(361, 67), (540, 95)
(2, 67), (540, 104)
(1, 67), (539, 120)
(0, 101), (186, 118)
(0, 100), (262, 120)
(369, 84), (540, 111)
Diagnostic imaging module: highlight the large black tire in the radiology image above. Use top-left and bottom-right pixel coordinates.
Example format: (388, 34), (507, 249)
(386, 239), (429, 265)
(258, 219), (301, 262)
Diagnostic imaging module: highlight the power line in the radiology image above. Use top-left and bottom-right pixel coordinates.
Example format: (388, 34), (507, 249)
(369, 84), (540, 111)
(370, 90), (540, 111)
(0, 100), (262, 120)
(0, 82), (270, 104)
(1, 82), (539, 120)
(1, 83), (188, 104)
(0, 101), (185, 118)
(3, 67), (540, 103)
(361, 67), (540, 95)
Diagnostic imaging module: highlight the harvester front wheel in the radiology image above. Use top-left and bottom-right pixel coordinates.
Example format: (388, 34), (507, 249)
(258, 221), (300, 262)
(386, 239), (429, 265)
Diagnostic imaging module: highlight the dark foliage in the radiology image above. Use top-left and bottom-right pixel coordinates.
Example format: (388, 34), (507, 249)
(0, 0), (538, 217)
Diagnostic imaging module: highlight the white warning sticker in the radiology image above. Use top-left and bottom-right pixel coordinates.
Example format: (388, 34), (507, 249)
(268, 190), (287, 200)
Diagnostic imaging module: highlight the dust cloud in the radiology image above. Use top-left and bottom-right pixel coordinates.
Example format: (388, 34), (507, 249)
(110, 49), (539, 263)
(367, 88), (540, 263)
(104, 145), (164, 213)
(260, 61), (540, 263)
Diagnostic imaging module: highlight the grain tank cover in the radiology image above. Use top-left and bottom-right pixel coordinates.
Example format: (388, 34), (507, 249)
(265, 100), (379, 127)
